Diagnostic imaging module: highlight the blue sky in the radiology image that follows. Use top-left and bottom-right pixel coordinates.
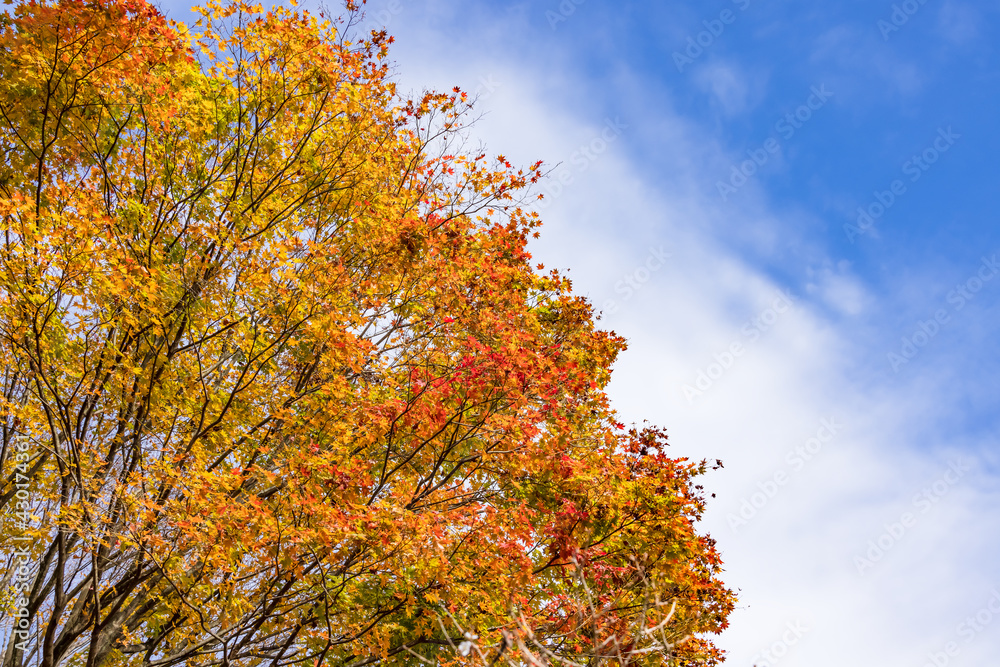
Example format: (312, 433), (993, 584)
(155, 0), (1000, 664)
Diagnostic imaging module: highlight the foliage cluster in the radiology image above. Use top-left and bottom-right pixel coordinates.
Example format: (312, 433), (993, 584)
(0, 1), (734, 665)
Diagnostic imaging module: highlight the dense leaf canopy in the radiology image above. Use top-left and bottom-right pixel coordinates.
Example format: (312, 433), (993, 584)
(0, 1), (734, 665)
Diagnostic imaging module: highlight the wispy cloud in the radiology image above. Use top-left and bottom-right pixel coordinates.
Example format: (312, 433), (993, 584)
(175, 0), (1000, 663)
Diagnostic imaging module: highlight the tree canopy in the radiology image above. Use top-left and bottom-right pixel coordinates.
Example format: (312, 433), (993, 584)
(0, 0), (734, 665)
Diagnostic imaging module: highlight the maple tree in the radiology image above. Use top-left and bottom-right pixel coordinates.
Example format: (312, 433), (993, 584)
(0, 0), (735, 665)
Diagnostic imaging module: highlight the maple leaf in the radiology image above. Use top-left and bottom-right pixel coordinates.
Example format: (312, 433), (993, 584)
(0, 1), (734, 666)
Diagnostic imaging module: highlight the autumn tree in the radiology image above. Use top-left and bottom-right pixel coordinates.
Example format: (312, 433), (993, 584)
(0, 0), (734, 665)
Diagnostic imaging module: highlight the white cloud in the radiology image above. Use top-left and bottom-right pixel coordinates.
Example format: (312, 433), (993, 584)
(806, 261), (871, 316)
(313, 1), (1000, 664)
(693, 60), (768, 117)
